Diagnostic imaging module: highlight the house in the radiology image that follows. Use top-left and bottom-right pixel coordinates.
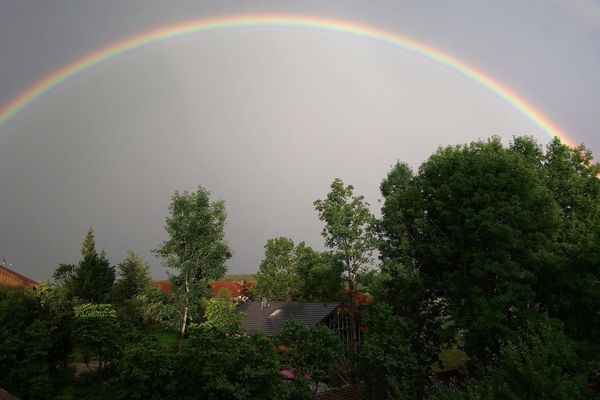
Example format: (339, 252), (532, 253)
(154, 280), (172, 295)
(154, 279), (255, 299)
(210, 280), (254, 300)
(0, 263), (37, 289)
(236, 300), (362, 345)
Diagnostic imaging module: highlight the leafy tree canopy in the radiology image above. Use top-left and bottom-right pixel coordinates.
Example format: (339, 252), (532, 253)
(201, 288), (244, 334)
(379, 137), (562, 363)
(153, 186), (231, 341)
(54, 227), (115, 303)
(314, 178), (377, 293)
(255, 237), (342, 301)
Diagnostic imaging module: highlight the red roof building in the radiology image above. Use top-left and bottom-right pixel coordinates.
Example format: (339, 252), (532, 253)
(210, 280), (255, 297)
(154, 279), (255, 298)
(154, 280), (172, 295)
(0, 265), (37, 289)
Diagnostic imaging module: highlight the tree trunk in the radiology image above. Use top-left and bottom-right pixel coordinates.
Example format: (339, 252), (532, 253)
(178, 306), (188, 352)
(178, 273), (191, 352)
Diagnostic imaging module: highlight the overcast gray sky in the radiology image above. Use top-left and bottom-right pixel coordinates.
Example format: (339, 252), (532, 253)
(1, 1), (599, 280)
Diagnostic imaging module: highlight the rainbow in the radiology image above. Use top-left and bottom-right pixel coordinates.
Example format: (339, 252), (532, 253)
(0, 14), (575, 146)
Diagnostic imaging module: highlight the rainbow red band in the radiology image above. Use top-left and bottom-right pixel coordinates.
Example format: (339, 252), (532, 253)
(0, 14), (575, 146)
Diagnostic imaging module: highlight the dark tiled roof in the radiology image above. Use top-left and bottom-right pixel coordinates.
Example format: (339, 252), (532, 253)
(236, 301), (341, 336)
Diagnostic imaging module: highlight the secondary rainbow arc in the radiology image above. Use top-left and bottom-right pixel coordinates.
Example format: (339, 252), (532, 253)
(0, 14), (575, 146)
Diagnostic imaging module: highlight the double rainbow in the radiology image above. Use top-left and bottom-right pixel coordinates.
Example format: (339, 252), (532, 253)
(0, 14), (574, 146)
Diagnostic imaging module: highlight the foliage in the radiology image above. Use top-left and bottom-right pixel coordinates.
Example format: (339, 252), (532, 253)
(429, 317), (588, 400)
(297, 250), (344, 302)
(146, 288), (183, 330)
(111, 250), (154, 303)
(175, 326), (283, 400)
(153, 186), (231, 339)
(35, 283), (74, 371)
(0, 286), (71, 400)
(275, 320), (344, 398)
(314, 178), (377, 348)
(55, 228), (115, 303)
(511, 137), (600, 356)
(113, 291), (164, 331)
(110, 250), (164, 330)
(314, 178), (377, 294)
(202, 288), (244, 333)
(378, 138), (560, 363)
(110, 336), (176, 400)
(359, 304), (422, 399)
(255, 237), (343, 301)
(73, 303), (121, 370)
(255, 237), (301, 301)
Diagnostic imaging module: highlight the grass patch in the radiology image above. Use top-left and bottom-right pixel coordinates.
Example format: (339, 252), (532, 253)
(222, 274), (255, 281)
(151, 330), (179, 350)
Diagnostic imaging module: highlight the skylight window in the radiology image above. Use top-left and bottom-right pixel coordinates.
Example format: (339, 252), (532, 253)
(269, 309), (282, 317)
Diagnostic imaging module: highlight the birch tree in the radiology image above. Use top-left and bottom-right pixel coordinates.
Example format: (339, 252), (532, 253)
(154, 186), (230, 347)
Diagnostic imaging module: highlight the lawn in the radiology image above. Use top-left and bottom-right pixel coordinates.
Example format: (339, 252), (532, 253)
(150, 329), (179, 350)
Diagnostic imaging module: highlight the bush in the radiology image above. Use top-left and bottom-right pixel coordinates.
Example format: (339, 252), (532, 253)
(359, 304), (422, 399)
(110, 336), (176, 400)
(0, 286), (70, 400)
(175, 326), (283, 399)
(429, 317), (589, 400)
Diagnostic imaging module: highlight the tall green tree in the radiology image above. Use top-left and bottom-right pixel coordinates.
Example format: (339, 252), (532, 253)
(153, 186), (231, 344)
(55, 228), (115, 303)
(379, 138), (560, 363)
(314, 178), (377, 343)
